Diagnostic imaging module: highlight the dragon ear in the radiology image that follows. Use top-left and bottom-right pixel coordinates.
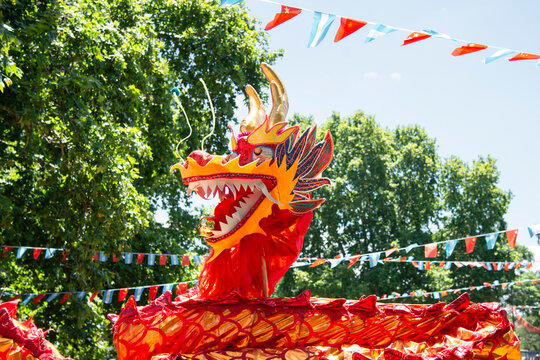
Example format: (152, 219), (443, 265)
(261, 63), (289, 127)
(289, 198), (326, 215)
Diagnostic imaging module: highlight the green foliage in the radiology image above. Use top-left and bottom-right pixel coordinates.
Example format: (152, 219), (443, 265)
(276, 111), (532, 305)
(0, 0), (278, 357)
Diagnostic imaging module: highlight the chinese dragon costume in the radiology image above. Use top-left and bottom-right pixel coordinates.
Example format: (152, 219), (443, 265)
(110, 64), (520, 360)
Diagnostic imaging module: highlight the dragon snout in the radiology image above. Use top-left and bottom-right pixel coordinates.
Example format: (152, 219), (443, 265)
(187, 150), (215, 167)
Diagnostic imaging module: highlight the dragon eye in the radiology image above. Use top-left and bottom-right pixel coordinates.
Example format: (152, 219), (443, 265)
(252, 146), (273, 162)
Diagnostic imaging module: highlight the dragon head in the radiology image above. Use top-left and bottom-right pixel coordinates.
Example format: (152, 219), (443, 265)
(171, 63), (333, 263)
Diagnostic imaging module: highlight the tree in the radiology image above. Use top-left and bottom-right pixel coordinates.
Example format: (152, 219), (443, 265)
(0, 0), (279, 357)
(276, 112), (533, 305)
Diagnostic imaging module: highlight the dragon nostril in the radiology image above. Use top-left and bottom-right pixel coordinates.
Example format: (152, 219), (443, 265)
(187, 150), (215, 166)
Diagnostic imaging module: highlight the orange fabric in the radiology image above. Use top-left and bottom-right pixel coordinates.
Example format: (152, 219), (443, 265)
(452, 43), (488, 56)
(111, 292), (520, 360)
(334, 18), (367, 43)
(402, 32), (432, 46)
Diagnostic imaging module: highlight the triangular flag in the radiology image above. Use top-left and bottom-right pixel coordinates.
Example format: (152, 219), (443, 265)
(45, 293), (60, 302)
(176, 282), (188, 295)
(452, 43), (488, 56)
(465, 236), (477, 253)
(369, 252), (380, 267)
(485, 233), (499, 250)
(310, 259), (326, 267)
(92, 251), (99, 261)
(417, 261), (424, 270)
(486, 262), (493, 270)
(170, 255), (179, 265)
(102, 290), (114, 304)
(334, 17), (367, 42)
(182, 255), (190, 266)
(134, 287), (144, 301)
(308, 12), (336, 48)
(402, 32), (431, 46)
(60, 293), (72, 304)
(385, 247), (398, 257)
(22, 294), (35, 305)
(124, 253), (133, 264)
(136, 253), (145, 264)
(528, 224), (540, 237)
(2, 246), (12, 257)
(365, 24), (397, 43)
(159, 254), (167, 265)
(444, 262), (452, 269)
(89, 292), (99, 302)
(328, 257), (344, 268)
(45, 248), (56, 259)
(32, 293), (46, 304)
(265, 6), (302, 31)
(506, 229), (518, 247)
(439, 261), (446, 268)
(221, 0), (242, 5)
(348, 255), (361, 268)
(426, 261), (431, 270)
(112, 254), (119, 262)
(118, 288), (128, 302)
(422, 29), (453, 40)
(508, 52), (540, 61)
(424, 243), (437, 258)
(99, 251), (108, 262)
(454, 261), (464, 268)
(33, 248), (42, 260)
(147, 254), (155, 265)
(61, 250), (68, 261)
(483, 49), (517, 64)
(445, 240), (457, 257)
(16, 247), (27, 259)
(162, 284), (173, 295)
(148, 286), (158, 301)
(75, 291), (86, 300)
(405, 243), (418, 253)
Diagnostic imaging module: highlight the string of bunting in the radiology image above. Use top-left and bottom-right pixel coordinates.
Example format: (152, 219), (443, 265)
(293, 256), (537, 271)
(293, 224), (540, 269)
(1, 245), (206, 267)
(1, 280), (198, 306)
(375, 278), (540, 301)
(509, 304), (540, 311)
(221, 0), (540, 67)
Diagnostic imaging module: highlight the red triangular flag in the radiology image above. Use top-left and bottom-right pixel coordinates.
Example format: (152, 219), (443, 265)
(465, 236), (477, 253)
(508, 52), (540, 61)
(182, 255), (190, 266)
(310, 259), (326, 267)
(159, 254), (167, 266)
(454, 261), (464, 268)
(532, 279), (539, 285)
(32, 293), (47, 304)
(385, 247), (398, 257)
(424, 243), (437, 258)
(504, 262), (510, 271)
(33, 248), (42, 260)
(60, 293), (72, 304)
(118, 288), (128, 302)
(136, 253), (145, 264)
(439, 261), (446, 268)
(265, 6), (302, 31)
(441, 291), (448, 297)
(402, 32), (431, 46)
(2, 246), (13, 257)
(348, 255), (360, 268)
(334, 17), (367, 43)
(501, 283), (508, 289)
(176, 282), (188, 295)
(61, 250), (68, 261)
(89, 292), (99, 302)
(506, 229), (518, 247)
(112, 254), (119, 263)
(426, 261), (431, 270)
(452, 43), (488, 56)
(148, 286), (158, 301)
(92, 251), (99, 261)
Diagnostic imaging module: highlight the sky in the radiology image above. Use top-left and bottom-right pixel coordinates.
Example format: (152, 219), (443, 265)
(223, 0), (540, 258)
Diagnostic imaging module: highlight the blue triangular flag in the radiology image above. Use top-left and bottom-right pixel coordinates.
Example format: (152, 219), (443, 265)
(483, 49), (517, 64)
(124, 253), (133, 264)
(432, 292), (440, 299)
(307, 12), (336, 48)
(328, 258), (344, 268)
(405, 243), (418, 253)
(147, 254), (155, 265)
(369, 253), (380, 267)
(221, 0), (242, 5)
(134, 287), (144, 301)
(16, 247), (28, 259)
(444, 262), (452, 270)
(485, 233), (499, 250)
(170, 255), (179, 266)
(162, 283), (173, 294)
(45, 248), (57, 259)
(422, 29), (454, 40)
(493, 280), (500, 286)
(417, 261), (425, 270)
(528, 224), (540, 237)
(99, 251), (108, 262)
(45, 293), (60, 302)
(445, 240), (457, 257)
(76, 291), (87, 300)
(102, 290), (114, 304)
(22, 294), (35, 305)
(365, 24), (397, 43)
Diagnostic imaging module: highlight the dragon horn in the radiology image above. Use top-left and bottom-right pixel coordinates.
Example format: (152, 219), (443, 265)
(240, 85), (266, 133)
(261, 63), (289, 127)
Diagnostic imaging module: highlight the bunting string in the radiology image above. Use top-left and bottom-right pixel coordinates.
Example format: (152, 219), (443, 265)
(1, 245), (206, 267)
(291, 224), (539, 269)
(223, 0), (540, 67)
(0, 280), (198, 306)
(375, 278), (540, 301)
(293, 256), (537, 271)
